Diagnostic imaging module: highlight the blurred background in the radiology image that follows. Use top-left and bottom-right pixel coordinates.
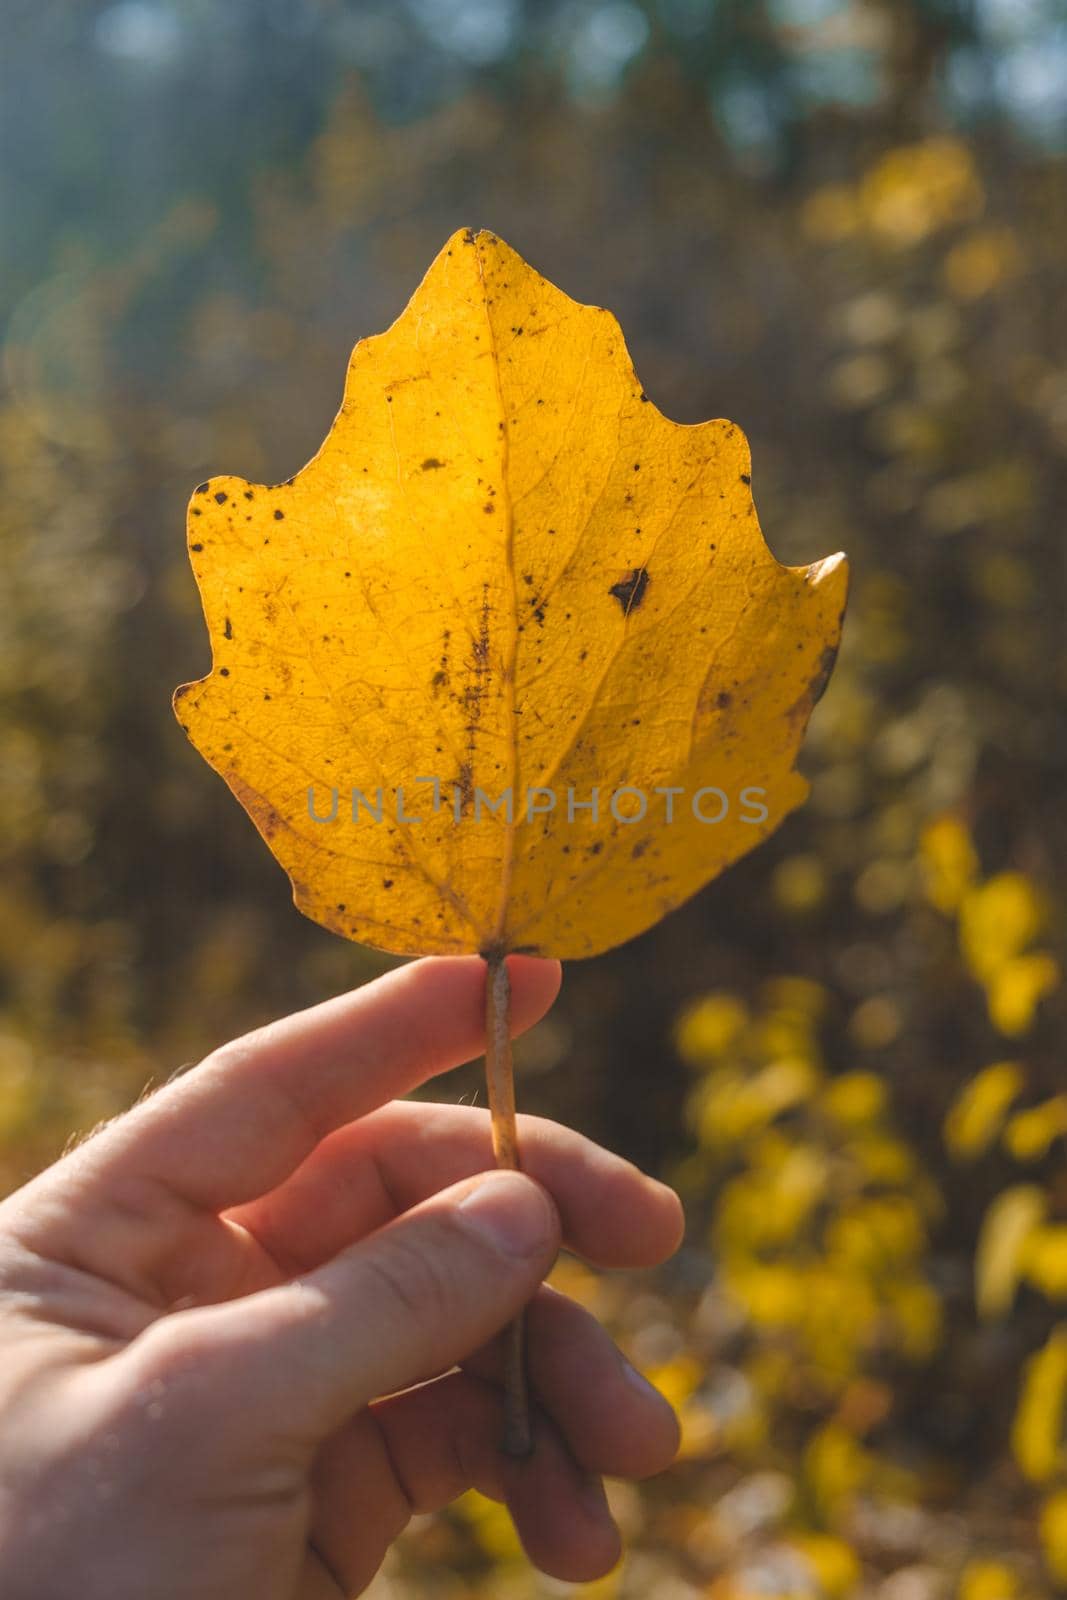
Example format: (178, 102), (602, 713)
(2, 1), (1067, 1595)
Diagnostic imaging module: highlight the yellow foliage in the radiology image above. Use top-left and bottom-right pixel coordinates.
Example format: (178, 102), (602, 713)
(725, 1261), (810, 1331)
(819, 1072), (887, 1127)
(845, 1132), (916, 1187)
(959, 874), (1046, 984)
(803, 139), (984, 250)
(773, 853), (828, 913)
(1040, 1489), (1067, 1586)
(715, 1146), (826, 1251)
(175, 229), (848, 960)
(676, 993), (750, 1063)
(755, 1011), (823, 1065)
(887, 1278), (943, 1361)
(696, 1059), (821, 1148)
(789, 1531), (861, 1597)
(975, 1185), (1046, 1319)
(943, 227), (1022, 300)
(920, 814), (979, 913)
(1012, 1325), (1067, 1483)
(762, 978), (829, 1020)
(987, 953), (1060, 1037)
(944, 1062), (1025, 1159)
(1020, 1227), (1067, 1301)
(858, 138), (984, 246)
(957, 1559), (1020, 1600)
(643, 1352), (704, 1414)
(1005, 1097), (1067, 1163)
(803, 1422), (874, 1520)
(826, 1195), (927, 1272)
(0, 1032), (38, 1146)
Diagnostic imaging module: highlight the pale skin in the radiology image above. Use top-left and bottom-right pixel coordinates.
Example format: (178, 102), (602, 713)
(0, 955), (684, 1598)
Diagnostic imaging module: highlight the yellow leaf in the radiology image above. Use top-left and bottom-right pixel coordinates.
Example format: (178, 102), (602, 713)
(944, 1062), (1025, 1160)
(957, 1558), (1020, 1600)
(175, 229), (848, 959)
(1005, 1097), (1067, 1163)
(1020, 1227), (1067, 1301)
(975, 1185), (1046, 1319)
(919, 814), (978, 914)
(959, 873), (1046, 984)
(1040, 1489), (1067, 1586)
(988, 953), (1060, 1037)
(1012, 1324), (1067, 1483)
(675, 992), (749, 1063)
(820, 1072), (887, 1127)
(789, 1532), (861, 1598)
(803, 1422), (873, 1520)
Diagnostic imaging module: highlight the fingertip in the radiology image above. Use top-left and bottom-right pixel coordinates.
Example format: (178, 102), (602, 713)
(617, 1358), (682, 1475)
(649, 1178), (686, 1262)
(506, 955), (563, 1030)
(507, 1453), (622, 1584)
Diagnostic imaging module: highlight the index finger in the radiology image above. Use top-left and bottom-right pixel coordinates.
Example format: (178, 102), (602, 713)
(63, 955), (561, 1214)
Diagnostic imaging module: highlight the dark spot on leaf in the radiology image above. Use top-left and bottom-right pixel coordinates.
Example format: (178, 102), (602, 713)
(383, 879), (394, 889)
(244, 490), (254, 500)
(640, 392), (649, 402)
(810, 643), (840, 705)
(191, 542), (204, 552)
(219, 667), (230, 676)
(421, 458), (445, 470)
(224, 617), (233, 640)
(195, 482), (209, 495)
(717, 691), (732, 708)
(191, 508), (201, 517)
(740, 473), (751, 484)
(274, 509), (285, 521)
(214, 490), (228, 504)
(609, 567), (650, 615)
(483, 502), (495, 514)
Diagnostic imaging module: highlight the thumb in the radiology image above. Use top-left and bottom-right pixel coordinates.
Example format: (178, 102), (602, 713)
(126, 1171), (560, 1445)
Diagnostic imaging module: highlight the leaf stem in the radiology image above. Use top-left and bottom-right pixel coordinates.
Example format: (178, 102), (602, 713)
(483, 950), (532, 1458)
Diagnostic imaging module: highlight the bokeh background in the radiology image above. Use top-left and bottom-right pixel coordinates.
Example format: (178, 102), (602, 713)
(3, 1), (1067, 1595)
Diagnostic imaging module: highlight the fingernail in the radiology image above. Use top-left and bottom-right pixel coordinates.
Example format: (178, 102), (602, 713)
(455, 1172), (555, 1259)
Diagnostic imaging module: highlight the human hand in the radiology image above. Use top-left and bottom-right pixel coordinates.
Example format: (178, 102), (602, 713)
(0, 956), (683, 1598)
